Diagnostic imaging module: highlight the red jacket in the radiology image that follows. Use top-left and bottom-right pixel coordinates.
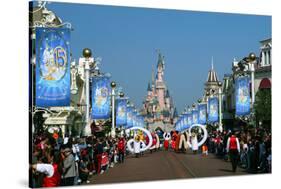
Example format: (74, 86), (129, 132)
(42, 163), (61, 187)
(229, 136), (238, 150)
(118, 140), (125, 152)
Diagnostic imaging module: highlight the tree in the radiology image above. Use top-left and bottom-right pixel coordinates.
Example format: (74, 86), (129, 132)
(254, 89), (271, 122)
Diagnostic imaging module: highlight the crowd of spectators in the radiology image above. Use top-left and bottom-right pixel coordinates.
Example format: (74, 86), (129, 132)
(206, 127), (272, 173)
(30, 132), (127, 188)
(30, 126), (271, 187)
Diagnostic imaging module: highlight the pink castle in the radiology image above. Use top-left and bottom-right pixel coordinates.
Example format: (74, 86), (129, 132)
(142, 52), (178, 125)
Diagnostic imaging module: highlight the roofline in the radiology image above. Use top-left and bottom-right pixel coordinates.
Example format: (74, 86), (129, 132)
(260, 38), (272, 43)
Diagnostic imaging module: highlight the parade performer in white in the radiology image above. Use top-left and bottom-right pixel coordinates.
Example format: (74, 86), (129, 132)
(126, 127), (153, 154)
(191, 132), (199, 153)
(134, 135), (141, 158)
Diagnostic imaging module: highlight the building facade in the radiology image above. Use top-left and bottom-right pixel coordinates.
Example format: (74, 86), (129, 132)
(221, 38), (272, 130)
(254, 38), (272, 92)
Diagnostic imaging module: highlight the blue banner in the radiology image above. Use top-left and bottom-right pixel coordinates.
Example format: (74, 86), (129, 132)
(198, 104), (207, 124)
(136, 115), (143, 127)
(91, 76), (111, 119)
(176, 120), (180, 131)
(132, 111), (137, 127)
(187, 113), (192, 127)
(126, 107), (133, 128)
(183, 114), (188, 130)
(35, 28), (71, 107)
(175, 121), (179, 131)
(140, 117), (145, 127)
(208, 97), (219, 123)
(235, 76), (251, 116)
(116, 98), (127, 127)
(192, 110), (199, 125)
(180, 116), (184, 131)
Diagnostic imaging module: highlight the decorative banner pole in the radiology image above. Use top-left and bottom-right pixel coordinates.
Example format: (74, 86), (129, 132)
(116, 91), (127, 137)
(111, 81), (117, 138)
(248, 53), (256, 106)
(218, 81), (223, 132)
(82, 48), (94, 136)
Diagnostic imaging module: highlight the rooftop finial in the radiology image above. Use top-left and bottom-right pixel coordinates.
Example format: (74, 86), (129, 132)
(211, 56), (214, 70)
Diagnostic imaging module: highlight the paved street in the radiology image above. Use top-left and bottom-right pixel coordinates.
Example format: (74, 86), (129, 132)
(89, 150), (249, 185)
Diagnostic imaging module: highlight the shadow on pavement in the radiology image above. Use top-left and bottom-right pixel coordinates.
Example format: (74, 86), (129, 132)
(218, 168), (234, 173)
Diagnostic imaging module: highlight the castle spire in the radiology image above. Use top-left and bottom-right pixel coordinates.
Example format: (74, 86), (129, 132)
(173, 107), (178, 118)
(157, 51), (164, 69)
(165, 89), (170, 98)
(206, 56), (219, 82)
(151, 66), (155, 86)
(147, 82), (152, 91)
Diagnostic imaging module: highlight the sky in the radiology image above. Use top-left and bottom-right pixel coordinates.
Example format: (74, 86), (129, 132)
(41, 1), (271, 113)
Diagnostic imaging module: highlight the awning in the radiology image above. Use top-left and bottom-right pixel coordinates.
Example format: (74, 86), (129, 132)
(44, 111), (71, 125)
(259, 78), (271, 89)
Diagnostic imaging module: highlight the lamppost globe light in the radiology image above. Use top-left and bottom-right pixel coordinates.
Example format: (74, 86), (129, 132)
(82, 48), (92, 58)
(111, 81), (117, 89)
(248, 52), (256, 61)
(218, 81), (222, 87)
(119, 92), (125, 97)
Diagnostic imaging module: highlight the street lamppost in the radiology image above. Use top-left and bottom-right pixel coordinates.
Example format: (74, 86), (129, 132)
(111, 81), (117, 138)
(248, 53), (257, 106)
(218, 81), (223, 132)
(82, 48), (94, 136)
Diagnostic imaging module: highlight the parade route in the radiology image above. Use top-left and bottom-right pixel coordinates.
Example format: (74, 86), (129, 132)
(27, 3), (272, 188)
(89, 150), (249, 185)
